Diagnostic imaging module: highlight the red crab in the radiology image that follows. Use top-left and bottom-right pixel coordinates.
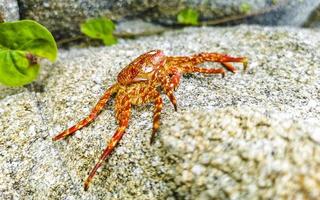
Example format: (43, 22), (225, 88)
(53, 50), (248, 190)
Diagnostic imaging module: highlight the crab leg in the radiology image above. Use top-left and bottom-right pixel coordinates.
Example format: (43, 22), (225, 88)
(163, 86), (177, 111)
(190, 53), (248, 71)
(167, 53), (248, 73)
(150, 93), (163, 144)
(221, 62), (237, 73)
(181, 65), (227, 76)
(52, 84), (118, 141)
(84, 93), (131, 191)
(158, 73), (178, 111)
(169, 68), (181, 91)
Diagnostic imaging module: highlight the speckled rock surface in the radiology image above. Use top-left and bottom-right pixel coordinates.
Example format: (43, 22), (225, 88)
(18, 0), (160, 40)
(305, 3), (320, 27)
(0, 0), (19, 22)
(160, 108), (320, 199)
(17, 0), (320, 40)
(149, 0), (320, 26)
(1, 25), (320, 199)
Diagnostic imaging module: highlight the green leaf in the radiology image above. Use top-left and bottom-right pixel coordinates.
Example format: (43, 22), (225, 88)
(80, 18), (117, 46)
(177, 8), (199, 25)
(0, 20), (57, 86)
(102, 34), (117, 45)
(0, 50), (40, 86)
(240, 3), (252, 14)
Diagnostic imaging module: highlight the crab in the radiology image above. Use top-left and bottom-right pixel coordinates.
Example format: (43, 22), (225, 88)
(52, 50), (248, 190)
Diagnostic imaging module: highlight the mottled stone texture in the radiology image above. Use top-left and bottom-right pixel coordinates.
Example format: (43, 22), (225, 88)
(160, 108), (320, 199)
(17, 0), (159, 40)
(15, 0), (320, 40)
(0, 0), (19, 21)
(148, 0), (320, 26)
(1, 25), (320, 199)
(304, 3), (320, 27)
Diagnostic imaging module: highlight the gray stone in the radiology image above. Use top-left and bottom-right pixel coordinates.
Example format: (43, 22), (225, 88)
(304, 3), (320, 27)
(1, 25), (320, 199)
(160, 108), (320, 199)
(114, 19), (168, 38)
(248, 0), (320, 26)
(151, 0), (320, 26)
(17, 0), (320, 40)
(146, 0), (272, 24)
(0, 0), (19, 22)
(0, 91), (77, 199)
(18, 0), (159, 40)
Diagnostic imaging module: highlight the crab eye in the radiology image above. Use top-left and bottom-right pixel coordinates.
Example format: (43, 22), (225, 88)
(142, 65), (154, 73)
(147, 50), (157, 55)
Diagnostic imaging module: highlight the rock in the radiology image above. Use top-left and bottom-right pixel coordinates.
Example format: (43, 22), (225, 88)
(247, 0), (320, 26)
(17, 0), (320, 40)
(0, 0), (19, 22)
(150, 0), (320, 27)
(0, 85), (25, 100)
(114, 19), (168, 38)
(146, 0), (272, 24)
(160, 108), (320, 199)
(0, 91), (76, 199)
(35, 49), (171, 199)
(17, 0), (159, 40)
(304, 3), (320, 27)
(1, 25), (320, 198)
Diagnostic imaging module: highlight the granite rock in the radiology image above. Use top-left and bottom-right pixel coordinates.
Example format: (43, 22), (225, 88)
(0, 91), (76, 199)
(149, 0), (320, 26)
(18, 0), (160, 40)
(16, 0), (320, 40)
(160, 108), (320, 199)
(304, 3), (320, 27)
(0, 0), (19, 22)
(1, 25), (320, 199)
(246, 0), (320, 26)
